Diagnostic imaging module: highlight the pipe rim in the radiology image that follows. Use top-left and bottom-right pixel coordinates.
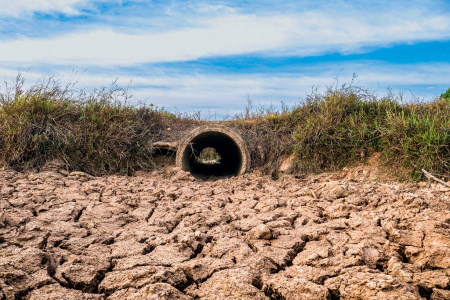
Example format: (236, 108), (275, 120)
(176, 125), (250, 176)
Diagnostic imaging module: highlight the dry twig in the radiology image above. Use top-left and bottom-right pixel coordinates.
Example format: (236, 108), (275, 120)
(422, 169), (450, 188)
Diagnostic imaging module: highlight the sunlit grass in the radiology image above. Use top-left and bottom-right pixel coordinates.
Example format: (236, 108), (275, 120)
(0, 76), (171, 175)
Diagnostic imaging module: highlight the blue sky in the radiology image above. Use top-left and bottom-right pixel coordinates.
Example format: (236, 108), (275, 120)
(1, 0), (449, 118)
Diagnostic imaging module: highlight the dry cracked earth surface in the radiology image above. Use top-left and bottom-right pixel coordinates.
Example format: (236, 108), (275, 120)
(1, 164), (449, 300)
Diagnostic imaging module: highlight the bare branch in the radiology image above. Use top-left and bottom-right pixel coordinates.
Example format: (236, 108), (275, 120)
(422, 169), (450, 188)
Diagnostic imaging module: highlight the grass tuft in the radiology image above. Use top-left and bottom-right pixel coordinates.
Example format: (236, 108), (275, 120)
(231, 84), (450, 180)
(0, 76), (179, 175)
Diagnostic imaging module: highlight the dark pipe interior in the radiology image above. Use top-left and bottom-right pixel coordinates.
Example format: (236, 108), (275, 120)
(181, 131), (243, 177)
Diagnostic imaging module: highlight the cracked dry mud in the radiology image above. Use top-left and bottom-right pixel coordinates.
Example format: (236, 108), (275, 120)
(1, 165), (449, 300)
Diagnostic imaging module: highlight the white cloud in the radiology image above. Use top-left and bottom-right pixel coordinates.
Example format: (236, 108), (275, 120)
(3, 62), (448, 118)
(0, 0), (90, 16)
(194, 3), (238, 14)
(0, 15), (293, 65)
(1, 7), (449, 66)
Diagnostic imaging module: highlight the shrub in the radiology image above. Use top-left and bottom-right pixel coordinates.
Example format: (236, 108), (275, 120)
(381, 98), (450, 178)
(0, 77), (169, 175)
(292, 86), (389, 172)
(441, 87), (450, 100)
(232, 83), (449, 179)
(290, 86), (449, 178)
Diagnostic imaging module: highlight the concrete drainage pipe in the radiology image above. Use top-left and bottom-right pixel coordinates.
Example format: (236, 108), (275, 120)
(176, 125), (250, 177)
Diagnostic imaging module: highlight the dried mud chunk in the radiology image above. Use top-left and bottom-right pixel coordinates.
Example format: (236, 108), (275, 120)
(53, 185), (87, 202)
(243, 254), (279, 275)
(180, 257), (235, 283)
(323, 218), (348, 230)
(293, 240), (331, 265)
(202, 237), (253, 264)
(114, 223), (168, 244)
(413, 270), (450, 290)
(387, 257), (414, 283)
(53, 249), (111, 287)
(324, 267), (423, 300)
(408, 246), (450, 269)
(28, 284), (104, 300)
(249, 224), (272, 240)
(129, 206), (155, 221)
(326, 231), (350, 247)
(317, 253), (363, 271)
(0, 184), (15, 197)
(325, 203), (357, 219)
(149, 243), (194, 266)
(258, 246), (297, 268)
(99, 266), (187, 293)
(113, 243), (193, 270)
(107, 283), (193, 300)
(277, 265), (337, 284)
(36, 202), (83, 223)
(0, 249), (55, 293)
(231, 217), (261, 232)
(332, 186), (349, 198)
(112, 254), (159, 271)
(168, 227), (207, 252)
(28, 269), (56, 289)
(110, 240), (151, 258)
(78, 203), (131, 232)
(263, 275), (330, 300)
(55, 263), (105, 293)
(346, 228), (388, 245)
(294, 225), (329, 241)
(254, 198), (281, 213)
(67, 171), (95, 182)
(345, 242), (386, 269)
(0, 212), (8, 228)
(390, 230), (424, 248)
(147, 207), (184, 231)
(265, 219), (292, 230)
(270, 234), (305, 251)
(423, 231), (450, 247)
(2, 209), (33, 227)
(0, 269), (32, 300)
(0, 247), (46, 274)
(57, 234), (111, 255)
(431, 288), (450, 300)
(12, 230), (53, 249)
(361, 245), (383, 269)
(46, 219), (89, 236)
(193, 269), (266, 300)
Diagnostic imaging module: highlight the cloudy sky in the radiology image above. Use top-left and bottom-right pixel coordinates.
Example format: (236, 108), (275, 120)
(1, 0), (449, 117)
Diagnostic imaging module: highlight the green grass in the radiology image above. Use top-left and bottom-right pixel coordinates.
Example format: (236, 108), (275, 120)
(289, 87), (449, 179)
(1, 77), (449, 180)
(441, 87), (450, 100)
(231, 84), (450, 180)
(0, 78), (177, 175)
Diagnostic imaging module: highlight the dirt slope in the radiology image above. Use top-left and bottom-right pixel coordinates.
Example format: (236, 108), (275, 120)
(0, 166), (449, 300)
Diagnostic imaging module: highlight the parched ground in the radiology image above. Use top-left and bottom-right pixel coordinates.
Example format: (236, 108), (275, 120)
(0, 165), (449, 300)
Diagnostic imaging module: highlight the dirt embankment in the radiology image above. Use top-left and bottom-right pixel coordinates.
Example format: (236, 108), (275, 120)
(0, 166), (449, 300)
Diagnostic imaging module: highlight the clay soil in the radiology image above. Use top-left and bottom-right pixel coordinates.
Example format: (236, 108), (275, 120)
(1, 165), (449, 300)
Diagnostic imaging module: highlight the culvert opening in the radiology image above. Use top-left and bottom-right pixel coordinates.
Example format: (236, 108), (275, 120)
(176, 126), (250, 178)
(197, 147), (221, 165)
(183, 132), (242, 177)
